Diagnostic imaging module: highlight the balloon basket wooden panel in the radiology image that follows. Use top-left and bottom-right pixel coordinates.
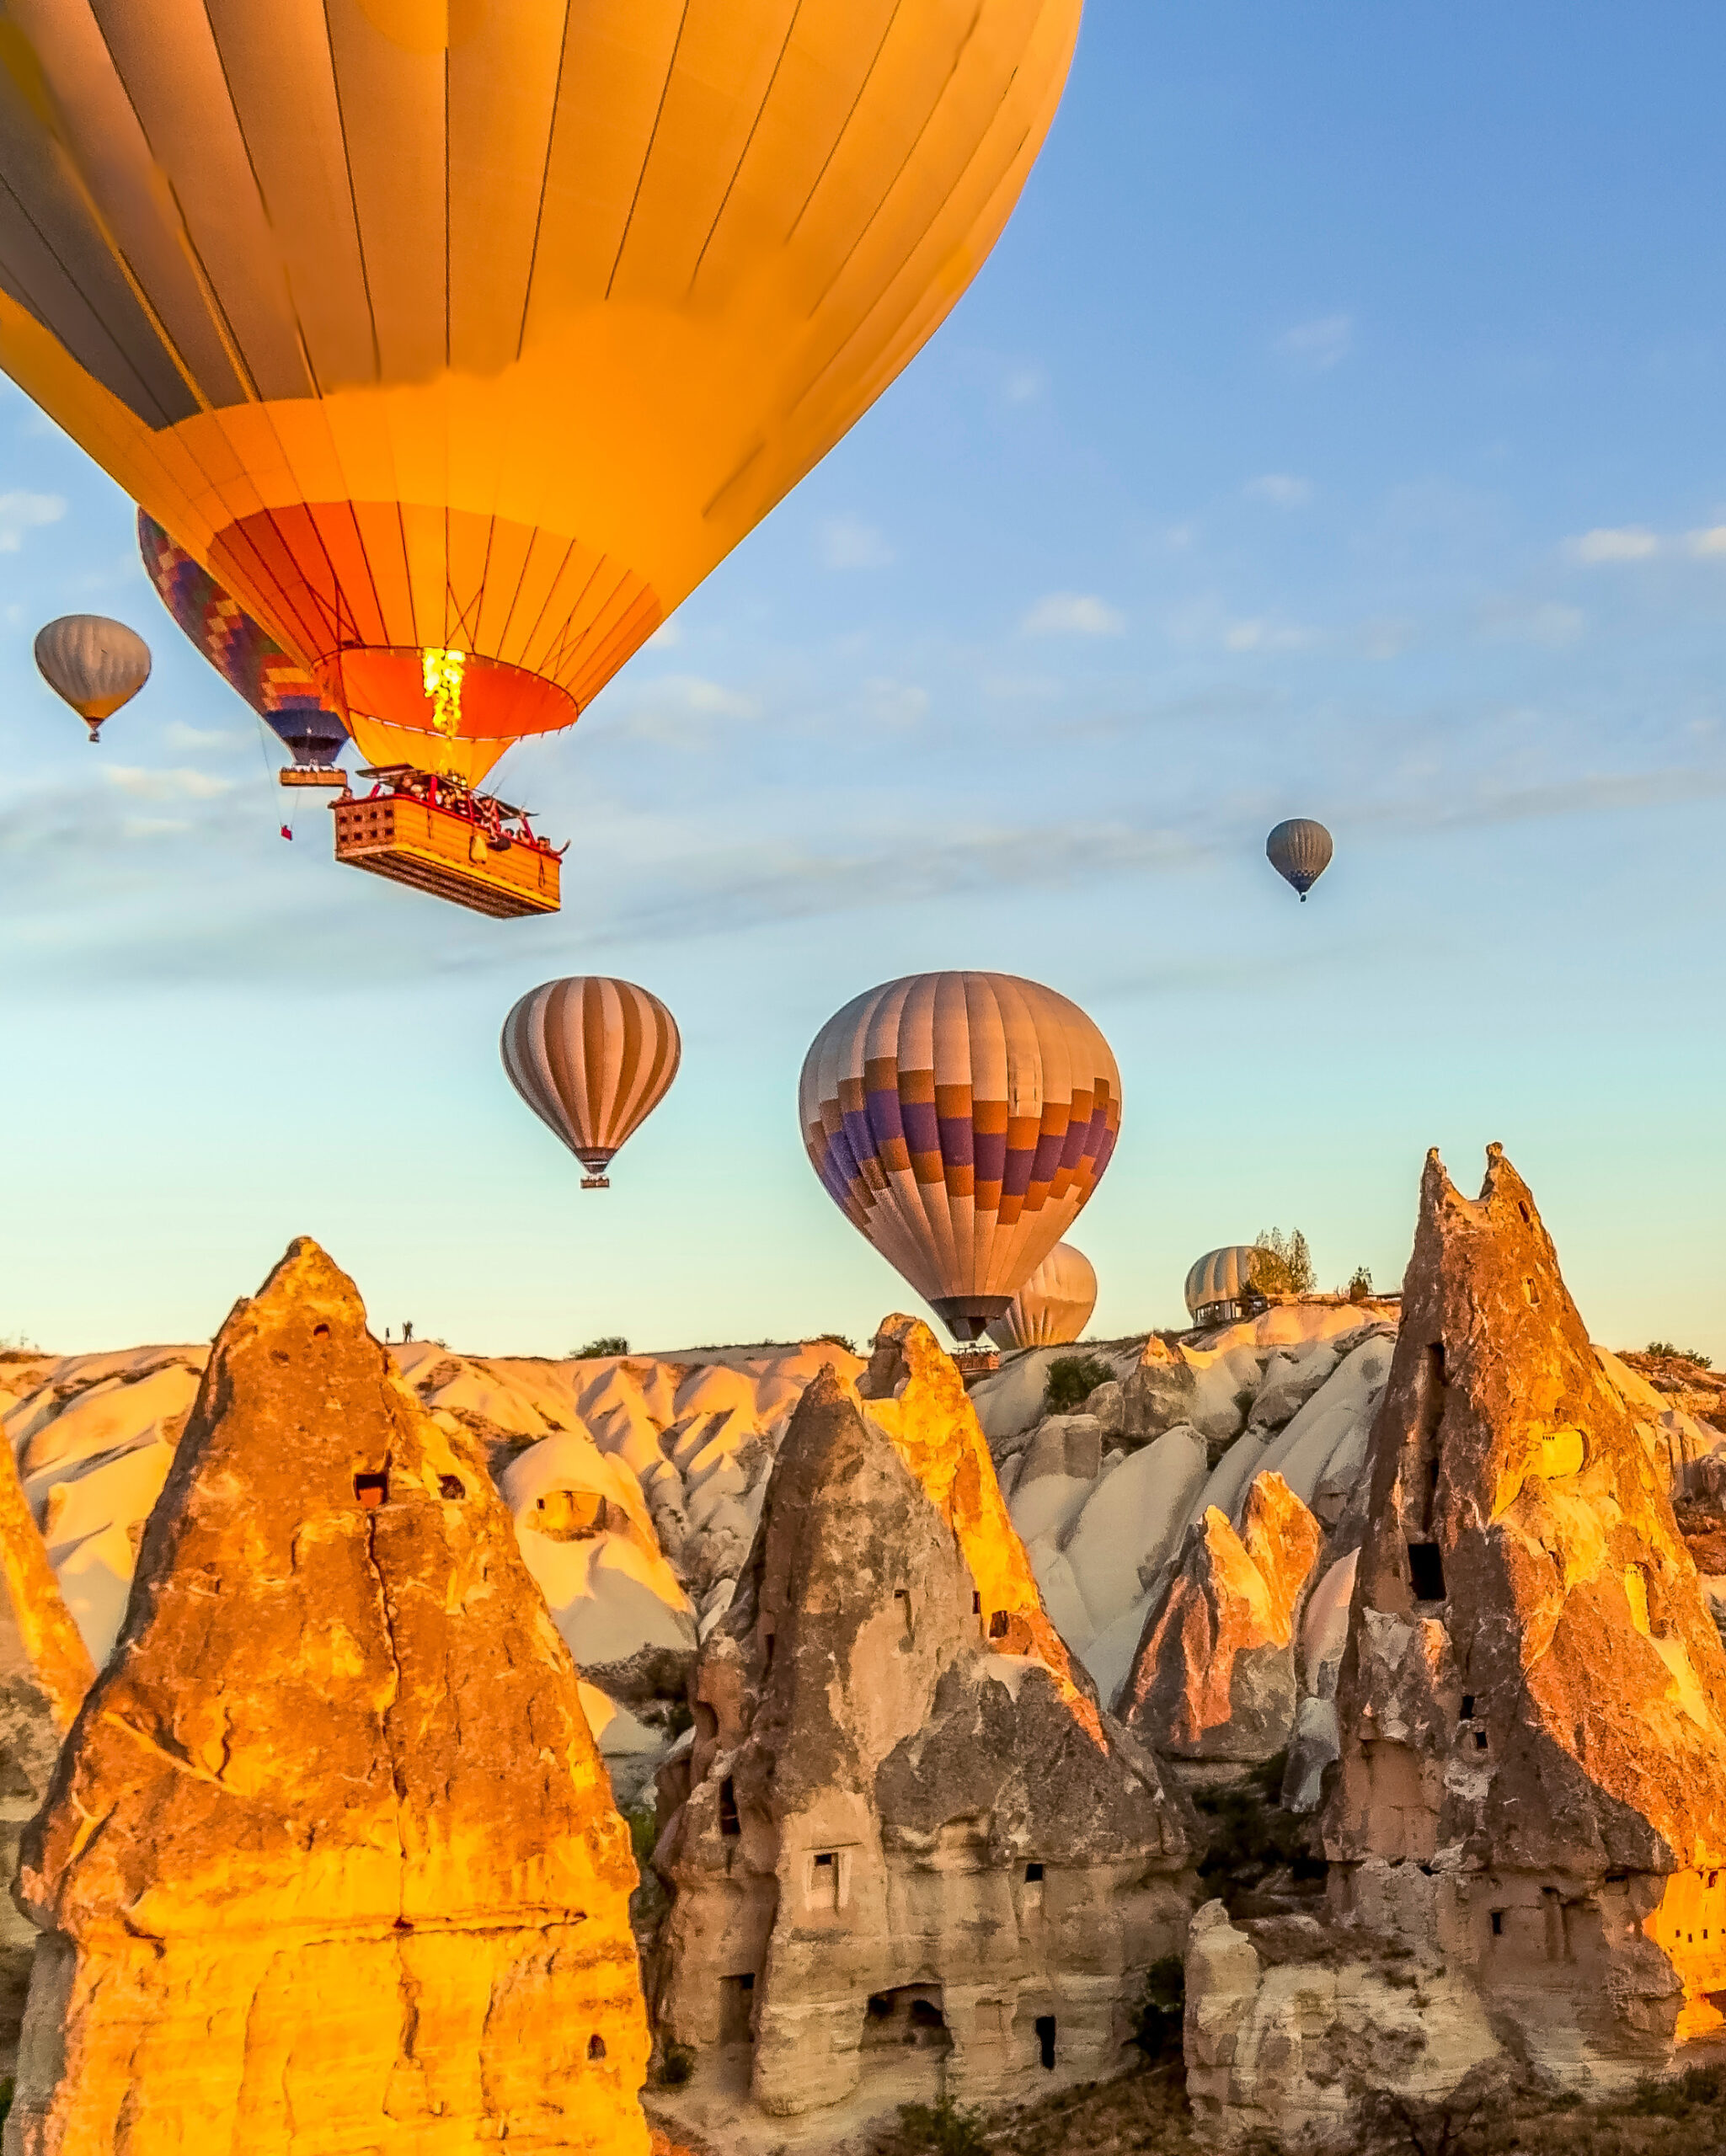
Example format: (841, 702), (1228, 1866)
(280, 766), (348, 788)
(331, 796), (560, 919)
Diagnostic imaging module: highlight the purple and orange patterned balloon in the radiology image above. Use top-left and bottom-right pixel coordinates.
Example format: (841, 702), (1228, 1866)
(799, 971), (1122, 1342)
(138, 512), (349, 767)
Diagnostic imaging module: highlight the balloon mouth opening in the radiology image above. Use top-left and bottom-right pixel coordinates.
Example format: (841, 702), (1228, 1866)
(931, 1295), (1014, 1343)
(576, 1151), (614, 1186)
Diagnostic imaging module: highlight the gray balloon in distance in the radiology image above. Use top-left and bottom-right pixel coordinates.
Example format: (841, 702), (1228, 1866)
(34, 615), (152, 741)
(1266, 818), (1333, 902)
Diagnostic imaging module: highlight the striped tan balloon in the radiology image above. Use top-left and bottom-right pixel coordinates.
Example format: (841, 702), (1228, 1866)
(988, 1242), (1098, 1350)
(800, 972), (1121, 1341)
(501, 978), (681, 1187)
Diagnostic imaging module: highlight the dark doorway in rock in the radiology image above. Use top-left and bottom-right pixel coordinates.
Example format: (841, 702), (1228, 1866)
(862, 1987), (953, 2056)
(587, 2033), (607, 2060)
(354, 1471), (387, 1508)
(720, 1972), (756, 2045)
(989, 1609), (1010, 1639)
(1407, 1540), (1446, 1602)
(1036, 2014), (1057, 2069)
(719, 1778), (740, 1837)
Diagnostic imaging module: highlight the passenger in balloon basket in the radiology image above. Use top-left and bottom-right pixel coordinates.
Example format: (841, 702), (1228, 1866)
(356, 766), (568, 858)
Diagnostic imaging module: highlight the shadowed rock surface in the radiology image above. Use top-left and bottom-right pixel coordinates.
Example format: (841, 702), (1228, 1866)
(1187, 1147), (1726, 2148)
(8, 1238), (651, 2156)
(653, 1329), (1191, 2136)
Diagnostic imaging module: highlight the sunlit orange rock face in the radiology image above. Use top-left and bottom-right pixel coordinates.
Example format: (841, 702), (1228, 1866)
(860, 1314), (1103, 1738)
(653, 1331), (1190, 2127)
(1122, 1471), (1322, 1759)
(1330, 1145), (1726, 2059)
(0, 1429), (93, 2074)
(9, 1239), (650, 2156)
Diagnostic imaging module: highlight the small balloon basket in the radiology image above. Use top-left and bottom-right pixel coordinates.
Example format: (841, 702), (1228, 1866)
(951, 1345), (1001, 1384)
(280, 764), (349, 788)
(580, 1173), (611, 1191)
(332, 767), (564, 918)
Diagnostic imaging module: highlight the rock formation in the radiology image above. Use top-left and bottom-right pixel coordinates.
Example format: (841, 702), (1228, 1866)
(1121, 1471), (1322, 1762)
(8, 1238), (651, 2156)
(652, 1321), (1191, 2131)
(0, 1433), (93, 2074)
(1186, 1147), (1726, 2147)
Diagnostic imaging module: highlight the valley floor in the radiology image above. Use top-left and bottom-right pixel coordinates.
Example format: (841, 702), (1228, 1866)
(655, 2057), (1726, 2156)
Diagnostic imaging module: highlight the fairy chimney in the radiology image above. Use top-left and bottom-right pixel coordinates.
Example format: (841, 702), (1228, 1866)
(1328, 1145), (1726, 2056)
(653, 1328), (1190, 2127)
(8, 1239), (650, 2156)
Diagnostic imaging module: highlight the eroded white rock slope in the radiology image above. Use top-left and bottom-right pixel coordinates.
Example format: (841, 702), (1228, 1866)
(0, 1336), (863, 1804)
(5, 1299), (1714, 1807)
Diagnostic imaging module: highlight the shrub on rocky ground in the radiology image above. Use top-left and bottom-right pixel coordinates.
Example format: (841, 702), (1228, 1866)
(1192, 1755), (1327, 1911)
(884, 2098), (995, 2156)
(1045, 1353), (1114, 1414)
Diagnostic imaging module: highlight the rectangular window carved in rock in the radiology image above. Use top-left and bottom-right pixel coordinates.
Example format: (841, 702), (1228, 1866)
(719, 1972), (755, 2046)
(894, 1588), (913, 1647)
(989, 1609), (1010, 1639)
(808, 1849), (843, 1913)
(1036, 2014), (1057, 2069)
(719, 1778), (740, 1838)
(354, 1471), (387, 1509)
(1407, 1540), (1446, 1602)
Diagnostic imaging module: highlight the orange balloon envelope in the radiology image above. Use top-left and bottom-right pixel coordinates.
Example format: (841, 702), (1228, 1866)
(801, 972), (1121, 1341)
(501, 977), (681, 1187)
(0, 2), (1082, 781)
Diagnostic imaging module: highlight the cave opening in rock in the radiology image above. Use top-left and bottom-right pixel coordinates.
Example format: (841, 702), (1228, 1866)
(719, 1972), (755, 2045)
(719, 1778), (740, 1838)
(1407, 1540), (1446, 1602)
(989, 1609), (1010, 1639)
(1036, 2014), (1057, 2068)
(862, 1987), (952, 2056)
(354, 1471), (387, 1509)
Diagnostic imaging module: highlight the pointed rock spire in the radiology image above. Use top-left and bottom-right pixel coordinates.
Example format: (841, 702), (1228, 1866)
(1330, 1145), (1726, 2049)
(11, 1237), (650, 2154)
(655, 1340), (1190, 2125)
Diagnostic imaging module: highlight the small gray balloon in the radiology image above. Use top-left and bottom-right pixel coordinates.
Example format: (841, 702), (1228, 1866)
(1266, 818), (1333, 902)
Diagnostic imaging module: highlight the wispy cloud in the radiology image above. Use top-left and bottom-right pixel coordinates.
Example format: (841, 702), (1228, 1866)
(644, 620), (682, 649)
(0, 490), (65, 551)
(1245, 473), (1313, 508)
(817, 515), (894, 570)
(858, 678), (928, 728)
(1223, 617), (1317, 653)
(1565, 523), (1726, 563)
(1275, 313), (1353, 371)
(104, 766), (234, 802)
(1022, 592), (1126, 637)
(1002, 363), (1047, 406)
(1478, 597), (1585, 648)
(163, 721), (241, 751)
(1565, 526), (1659, 563)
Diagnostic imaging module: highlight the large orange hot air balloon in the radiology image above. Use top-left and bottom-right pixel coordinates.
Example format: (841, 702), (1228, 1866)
(502, 978), (681, 1190)
(801, 972), (1121, 1341)
(0, 3), (1082, 787)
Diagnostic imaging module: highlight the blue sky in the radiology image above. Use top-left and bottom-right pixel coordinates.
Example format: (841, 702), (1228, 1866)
(5, 2), (1726, 1360)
